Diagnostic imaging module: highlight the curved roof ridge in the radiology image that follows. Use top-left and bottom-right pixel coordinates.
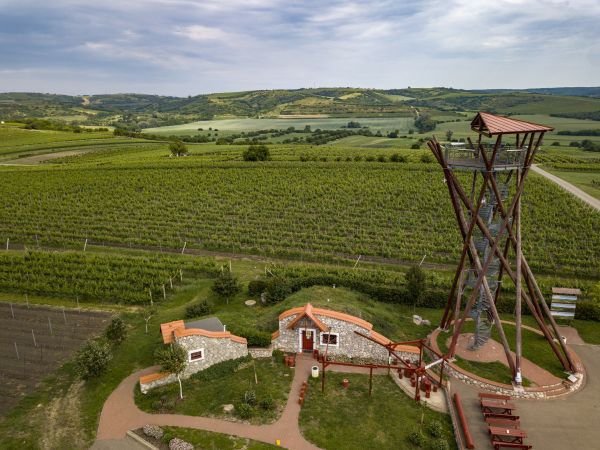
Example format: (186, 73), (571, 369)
(279, 303), (373, 330)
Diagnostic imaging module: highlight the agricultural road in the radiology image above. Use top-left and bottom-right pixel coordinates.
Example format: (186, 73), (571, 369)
(532, 164), (600, 211)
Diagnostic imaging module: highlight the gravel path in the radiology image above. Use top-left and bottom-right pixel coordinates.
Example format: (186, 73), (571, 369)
(532, 164), (600, 211)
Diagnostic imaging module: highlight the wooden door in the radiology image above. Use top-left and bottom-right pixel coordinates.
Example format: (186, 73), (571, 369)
(302, 330), (313, 352)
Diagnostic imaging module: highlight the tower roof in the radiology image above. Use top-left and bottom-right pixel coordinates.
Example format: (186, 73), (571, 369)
(471, 112), (554, 136)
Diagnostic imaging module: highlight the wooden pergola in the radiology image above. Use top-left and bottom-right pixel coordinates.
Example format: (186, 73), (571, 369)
(427, 112), (575, 384)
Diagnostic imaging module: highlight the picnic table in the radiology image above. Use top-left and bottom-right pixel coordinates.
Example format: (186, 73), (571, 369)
(486, 417), (521, 429)
(489, 426), (527, 444)
(481, 399), (517, 415)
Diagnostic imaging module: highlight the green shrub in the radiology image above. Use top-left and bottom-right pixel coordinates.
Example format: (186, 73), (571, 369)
(243, 390), (257, 406)
(430, 438), (450, 450)
(576, 301), (600, 321)
(259, 396), (275, 410)
(105, 317), (127, 344)
(272, 349), (284, 362)
(75, 339), (112, 380)
(228, 328), (272, 347)
(426, 420), (444, 438)
(407, 430), (427, 447)
(184, 300), (211, 318)
(390, 153), (407, 163)
(248, 279), (268, 297)
(243, 144), (270, 161)
(264, 278), (292, 304)
(236, 402), (253, 419)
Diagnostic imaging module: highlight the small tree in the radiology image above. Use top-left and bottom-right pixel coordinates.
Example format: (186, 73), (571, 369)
(445, 130), (453, 142)
(169, 140), (188, 157)
(155, 344), (187, 399)
(105, 317), (127, 344)
(75, 339), (112, 380)
(212, 266), (241, 304)
(243, 144), (270, 161)
(406, 265), (426, 304)
(143, 305), (157, 334)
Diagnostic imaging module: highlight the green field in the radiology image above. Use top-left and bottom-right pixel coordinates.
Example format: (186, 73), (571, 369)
(143, 117), (416, 135)
(545, 168), (600, 200)
(1, 91), (599, 450)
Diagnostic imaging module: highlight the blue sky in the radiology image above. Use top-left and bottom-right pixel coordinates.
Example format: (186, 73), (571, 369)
(0, 0), (598, 96)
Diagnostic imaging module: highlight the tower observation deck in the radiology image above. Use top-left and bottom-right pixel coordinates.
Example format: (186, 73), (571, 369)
(427, 112), (575, 385)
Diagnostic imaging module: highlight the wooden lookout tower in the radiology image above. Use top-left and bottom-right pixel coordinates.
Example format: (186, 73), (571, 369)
(427, 112), (575, 385)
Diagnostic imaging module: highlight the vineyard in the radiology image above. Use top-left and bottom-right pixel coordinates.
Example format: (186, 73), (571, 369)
(0, 251), (218, 304)
(0, 302), (110, 416)
(0, 163), (598, 277)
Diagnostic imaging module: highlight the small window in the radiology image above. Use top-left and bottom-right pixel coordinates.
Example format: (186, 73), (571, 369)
(188, 348), (204, 362)
(320, 333), (339, 346)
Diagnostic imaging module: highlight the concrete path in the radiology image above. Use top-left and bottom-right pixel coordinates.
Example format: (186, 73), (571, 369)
(450, 343), (600, 450)
(96, 356), (320, 450)
(532, 164), (600, 211)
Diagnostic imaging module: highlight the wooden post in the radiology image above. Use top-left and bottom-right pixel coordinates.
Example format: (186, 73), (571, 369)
(514, 174), (523, 385)
(149, 289), (153, 306)
(169, 277), (173, 289)
(25, 294), (29, 309)
(162, 284), (167, 300)
(14, 342), (19, 360)
(62, 307), (67, 324)
(10, 303), (14, 319)
(180, 269), (183, 282)
(32, 329), (37, 347)
(48, 317), (53, 336)
(83, 238), (88, 251)
(6, 238), (9, 251)
(181, 241), (187, 254)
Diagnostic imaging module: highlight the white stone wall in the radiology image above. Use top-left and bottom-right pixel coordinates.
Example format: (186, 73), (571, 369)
(272, 313), (395, 362)
(140, 373), (177, 394)
(176, 335), (248, 378)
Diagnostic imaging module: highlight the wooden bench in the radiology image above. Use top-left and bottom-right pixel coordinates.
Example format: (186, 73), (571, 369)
(486, 417), (521, 428)
(484, 413), (520, 421)
(491, 440), (532, 450)
(479, 392), (511, 401)
(481, 399), (516, 415)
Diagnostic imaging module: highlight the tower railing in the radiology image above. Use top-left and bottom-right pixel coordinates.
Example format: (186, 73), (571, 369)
(444, 143), (527, 170)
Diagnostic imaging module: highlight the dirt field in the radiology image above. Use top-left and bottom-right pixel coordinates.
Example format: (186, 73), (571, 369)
(0, 302), (111, 417)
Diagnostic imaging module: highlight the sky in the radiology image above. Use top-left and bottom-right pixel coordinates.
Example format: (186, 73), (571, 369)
(0, 0), (599, 96)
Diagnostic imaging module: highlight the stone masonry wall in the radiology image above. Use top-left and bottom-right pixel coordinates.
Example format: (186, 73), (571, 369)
(272, 313), (395, 362)
(177, 334), (248, 378)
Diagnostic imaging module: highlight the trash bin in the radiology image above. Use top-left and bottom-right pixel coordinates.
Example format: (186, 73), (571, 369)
(311, 366), (319, 378)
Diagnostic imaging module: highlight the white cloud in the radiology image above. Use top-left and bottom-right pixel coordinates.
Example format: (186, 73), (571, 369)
(174, 25), (231, 41)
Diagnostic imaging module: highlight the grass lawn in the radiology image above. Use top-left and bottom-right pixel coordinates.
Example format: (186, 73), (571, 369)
(570, 320), (600, 345)
(437, 320), (566, 384)
(158, 426), (279, 449)
(135, 357), (293, 424)
(299, 372), (455, 450)
(213, 285), (443, 346)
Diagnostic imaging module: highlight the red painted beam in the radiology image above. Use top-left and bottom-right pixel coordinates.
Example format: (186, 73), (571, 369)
(453, 393), (475, 449)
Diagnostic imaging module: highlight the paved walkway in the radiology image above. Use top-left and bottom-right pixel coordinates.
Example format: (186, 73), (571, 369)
(532, 164), (600, 211)
(450, 342), (600, 450)
(96, 356), (320, 450)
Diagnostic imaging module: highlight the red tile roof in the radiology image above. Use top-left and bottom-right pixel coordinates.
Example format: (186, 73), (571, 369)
(139, 372), (169, 385)
(159, 320), (247, 345)
(471, 112), (554, 136)
(280, 303), (373, 331)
